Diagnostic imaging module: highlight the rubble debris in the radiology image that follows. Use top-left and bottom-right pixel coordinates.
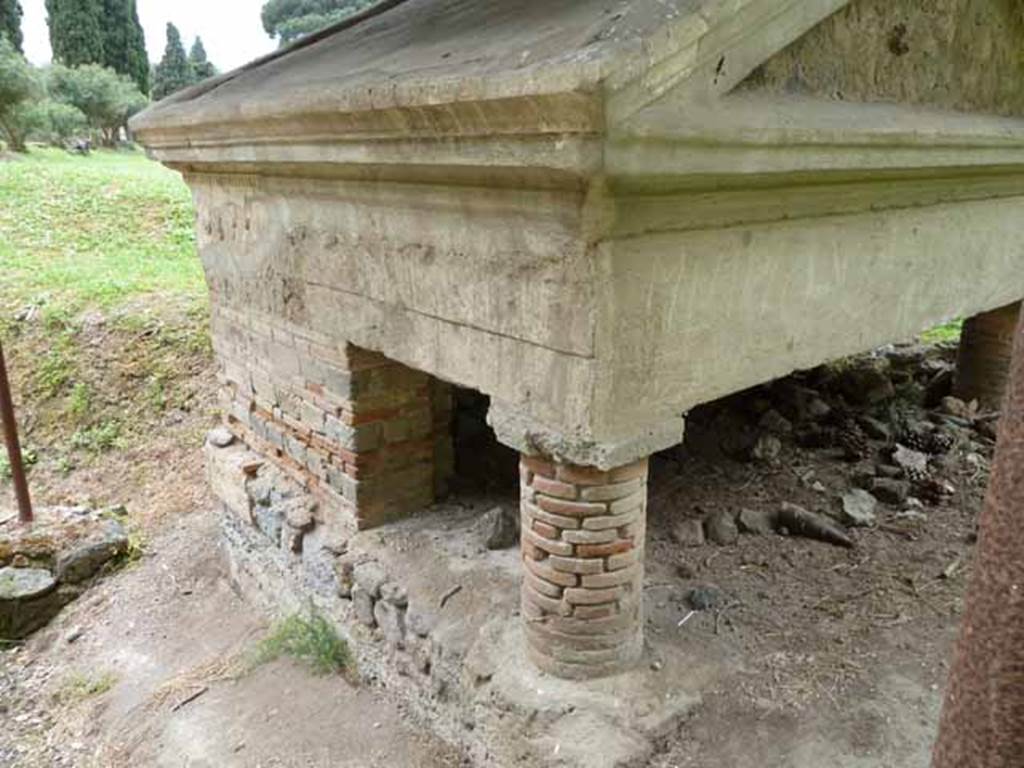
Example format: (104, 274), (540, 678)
(704, 509), (739, 546)
(778, 503), (854, 549)
(840, 489), (878, 528)
(479, 505), (518, 550)
(737, 508), (778, 536)
(0, 506), (131, 639)
(671, 518), (705, 547)
(686, 585), (724, 611)
(207, 427), (236, 448)
(871, 478), (911, 505)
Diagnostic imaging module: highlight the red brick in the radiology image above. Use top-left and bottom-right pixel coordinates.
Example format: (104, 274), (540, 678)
(532, 520), (561, 540)
(524, 571), (563, 599)
(581, 565), (640, 589)
(555, 463), (612, 486)
(564, 586), (624, 605)
(607, 549), (641, 571)
(524, 556), (579, 587)
(560, 528), (614, 545)
(573, 603), (618, 620)
(531, 475), (577, 500)
(547, 555), (605, 575)
(582, 512), (639, 531)
(535, 495), (608, 518)
(523, 527), (574, 556)
(576, 539), (634, 558)
(523, 502), (580, 530)
(521, 455), (555, 478)
(522, 584), (571, 617)
(522, 542), (547, 562)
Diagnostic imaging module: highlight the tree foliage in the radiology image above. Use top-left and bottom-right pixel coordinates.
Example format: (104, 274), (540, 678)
(0, 35), (39, 150)
(0, 0), (23, 53)
(151, 23), (191, 101)
(46, 0), (105, 67)
(188, 37), (216, 82)
(25, 99), (88, 144)
(261, 0), (380, 46)
(48, 63), (147, 143)
(101, 0), (149, 94)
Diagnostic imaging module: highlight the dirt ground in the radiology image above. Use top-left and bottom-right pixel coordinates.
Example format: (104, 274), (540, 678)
(0, 338), (991, 767)
(0, 506), (466, 767)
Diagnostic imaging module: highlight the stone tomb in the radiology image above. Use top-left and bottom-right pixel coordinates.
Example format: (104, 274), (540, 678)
(133, 0), (1024, 686)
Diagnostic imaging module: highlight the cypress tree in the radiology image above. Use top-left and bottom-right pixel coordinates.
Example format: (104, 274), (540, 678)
(101, 0), (148, 94)
(188, 37), (215, 82)
(46, 0), (105, 67)
(0, 0), (23, 53)
(124, 0), (148, 93)
(152, 23), (191, 100)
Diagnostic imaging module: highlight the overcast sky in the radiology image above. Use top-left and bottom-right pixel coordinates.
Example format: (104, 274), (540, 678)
(22, 0), (277, 72)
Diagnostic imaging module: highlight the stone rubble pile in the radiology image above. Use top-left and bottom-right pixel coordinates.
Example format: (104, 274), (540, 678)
(0, 506), (129, 639)
(678, 340), (995, 547)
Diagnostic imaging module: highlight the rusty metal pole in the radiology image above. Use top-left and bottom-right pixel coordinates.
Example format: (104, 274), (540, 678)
(0, 341), (32, 524)
(933, 304), (1024, 767)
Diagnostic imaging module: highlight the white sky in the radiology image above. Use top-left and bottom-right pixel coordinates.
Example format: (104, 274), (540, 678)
(22, 0), (277, 72)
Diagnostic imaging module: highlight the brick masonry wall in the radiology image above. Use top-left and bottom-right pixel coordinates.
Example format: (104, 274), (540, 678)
(519, 454), (647, 679)
(212, 303), (453, 529)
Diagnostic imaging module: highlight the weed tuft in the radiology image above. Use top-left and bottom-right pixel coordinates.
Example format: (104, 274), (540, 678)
(56, 671), (118, 703)
(70, 420), (121, 453)
(251, 611), (352, 677)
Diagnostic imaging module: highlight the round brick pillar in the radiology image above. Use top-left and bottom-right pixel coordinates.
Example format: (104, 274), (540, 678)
(955, 302), (1022, 411)
(519, 454), (646, 679)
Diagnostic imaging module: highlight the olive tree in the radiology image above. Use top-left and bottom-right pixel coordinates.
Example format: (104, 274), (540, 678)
(0, 35), (38, 151)
(47, 63), (147, 144)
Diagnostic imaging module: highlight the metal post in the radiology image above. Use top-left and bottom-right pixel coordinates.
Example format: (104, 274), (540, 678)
(0, 342), (32, 524)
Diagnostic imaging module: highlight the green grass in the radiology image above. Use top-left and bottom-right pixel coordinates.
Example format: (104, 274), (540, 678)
(920, 318), (963, 344)
(0, 147), (212, 487)
(56, 671), (118, 703)
(0, 147), (205, 315)
(251, 612), (353, 677)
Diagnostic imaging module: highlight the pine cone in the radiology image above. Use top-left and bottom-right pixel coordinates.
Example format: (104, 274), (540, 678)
(838, 420), (870, 461)
(905, 465), (930, 484)
(925, 430), (955, 455)
(895, 422), (931, 453)
(915, 476), (952, 506)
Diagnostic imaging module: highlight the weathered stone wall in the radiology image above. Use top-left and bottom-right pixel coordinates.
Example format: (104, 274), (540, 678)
(191, 172), (602, 442)
(739, 0), (1024, 117)
(597, 195), (1024, 436)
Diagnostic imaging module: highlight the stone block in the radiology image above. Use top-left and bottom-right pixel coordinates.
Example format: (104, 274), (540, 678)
(351, 584), (376, 627)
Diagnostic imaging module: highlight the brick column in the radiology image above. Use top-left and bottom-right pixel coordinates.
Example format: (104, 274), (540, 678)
(519, 454), (647, 679)
(955, 301), (1022, 410)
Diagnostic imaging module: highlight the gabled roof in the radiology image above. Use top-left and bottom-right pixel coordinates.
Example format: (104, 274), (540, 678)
(131, 0), (849, 145)
(131, 0), (1024, 193)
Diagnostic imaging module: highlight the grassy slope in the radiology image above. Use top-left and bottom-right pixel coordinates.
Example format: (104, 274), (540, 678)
(0, 148), (215, 519)
(0, 148), (204, 310)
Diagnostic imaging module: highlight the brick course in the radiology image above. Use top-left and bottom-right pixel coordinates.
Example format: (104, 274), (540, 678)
(520, 454), (647, 679)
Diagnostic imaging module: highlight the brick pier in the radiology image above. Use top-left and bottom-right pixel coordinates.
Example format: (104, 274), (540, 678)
(955, 302), (1022, 411)
(519, 455), (647, 679)
(215, 306), (453, 529)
